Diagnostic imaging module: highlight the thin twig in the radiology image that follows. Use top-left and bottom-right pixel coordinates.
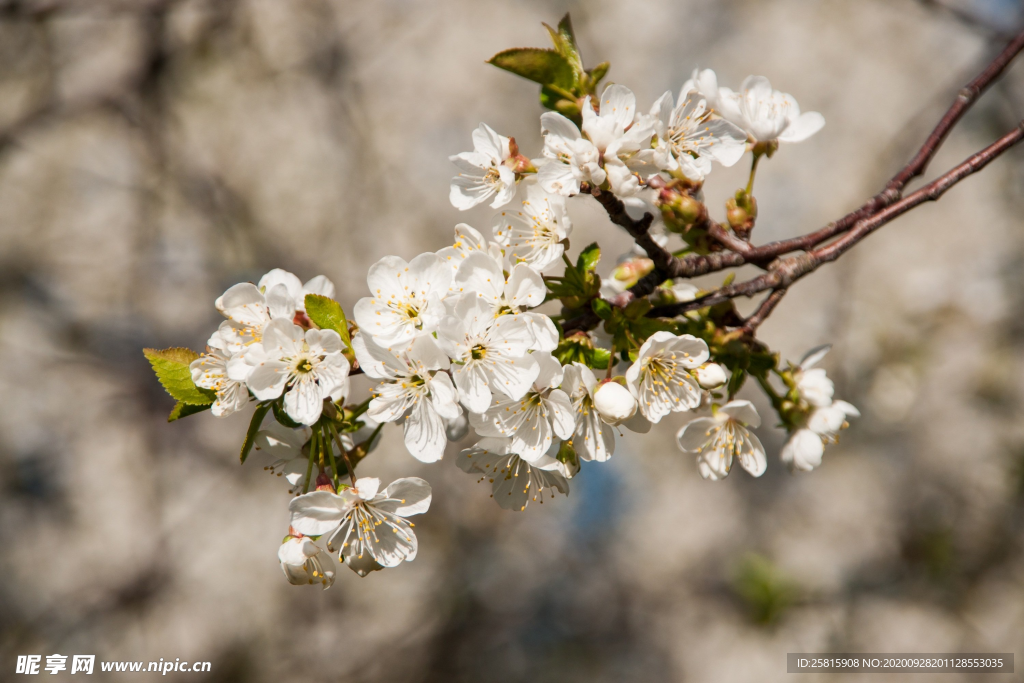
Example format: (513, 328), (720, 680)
(741, 289), (787, 335)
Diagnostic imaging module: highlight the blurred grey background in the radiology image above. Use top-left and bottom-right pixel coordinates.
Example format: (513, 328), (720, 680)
(1, 0), (1023, 681)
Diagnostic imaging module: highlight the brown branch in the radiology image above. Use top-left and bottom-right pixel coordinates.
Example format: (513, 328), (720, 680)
(741, 289), (787, 335)
(705, 26), (1024, 263)
(655, 123), (1024, 318)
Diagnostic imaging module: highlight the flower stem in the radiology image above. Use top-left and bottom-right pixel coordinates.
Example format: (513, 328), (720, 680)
(302, 433), (317, 494)
(745, 153), (762, 196)
(328, 422), (358, 488)
(323, 425), (341, 490)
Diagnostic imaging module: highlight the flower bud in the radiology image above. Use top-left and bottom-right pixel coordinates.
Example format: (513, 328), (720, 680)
(695, 363), (727, 389)
(726, 199), (748, 230)
(593, 380), (637, 425)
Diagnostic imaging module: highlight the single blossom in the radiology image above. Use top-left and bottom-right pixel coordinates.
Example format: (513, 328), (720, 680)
(289, 476), (432, 574)
(676, 400), (767, 480)
(436, 223), (506, 277)
(353, 333), (461, 463)
(471, 353), (575, 463)
(649, 87), (747, 181)
(190, 334), (250, 417)
(793, 344), (834, 407)
(449, 123), (518, 210)
(254, 422), (314, 493)
(538, 84), (655, 197)
(492, 186), (573, 272)
(353, 253), (452, 345)
(562, 363), (615, 462)
(258, 268), (336, 315)
(245, 319), (350, 425)
(704, 71), (825, 144)
(456, 437), (569, 511)
(436, 295), (540, 414)
(780, 400), (860, 472)
(278, 536), (335, 588)
(625, 331), (709, 423)
(451, 250), (558, 351)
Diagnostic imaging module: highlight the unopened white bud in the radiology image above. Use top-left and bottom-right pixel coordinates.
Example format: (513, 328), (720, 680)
(695, 363), (727, 389)
(593, 381), (637, 425)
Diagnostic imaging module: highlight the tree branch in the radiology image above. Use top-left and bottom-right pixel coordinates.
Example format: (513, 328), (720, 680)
(655, 122), (1024, 317)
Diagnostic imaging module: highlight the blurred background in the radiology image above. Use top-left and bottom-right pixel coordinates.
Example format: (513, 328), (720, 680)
(1, 0), (1023, 680)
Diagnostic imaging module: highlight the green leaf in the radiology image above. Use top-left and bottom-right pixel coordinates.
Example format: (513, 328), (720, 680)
(575, 242), (601, 273)
(487, 48), (575, 90)
(144, 347), (216, 405)
(168, 401), (211, 422)
(587, 62), (610, 89)
(591, 298), (613, 320)
(305, 294), (351, 349)
(240, 402), (272, 464)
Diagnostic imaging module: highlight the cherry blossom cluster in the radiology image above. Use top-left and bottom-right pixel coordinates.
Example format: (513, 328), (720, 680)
(146, 16), (862, 589)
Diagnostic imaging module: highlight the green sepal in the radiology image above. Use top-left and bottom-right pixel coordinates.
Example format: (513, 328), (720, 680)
(273, 399), (302, 429)
(168, 401), (211, 422)
(144, 347), (216, 405)
(556, 439), (580, 478)
(239, 402), (272, 464)
(591, 348), (611, 370)
(305, 294), (351, 349)
(726, 367), (747, 398)
(487, 47), (575, 90)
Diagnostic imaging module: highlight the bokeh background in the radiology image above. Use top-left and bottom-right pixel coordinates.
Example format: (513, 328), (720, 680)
(2, 0), (1024, 681)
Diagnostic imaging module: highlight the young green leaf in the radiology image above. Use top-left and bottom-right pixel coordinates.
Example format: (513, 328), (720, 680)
(143, 347), (216, 405)
(168, 401), (211, 422)
(543, 14), (583, 77)
(487, 48), (575, 90)
(591, 298), (613, 320)
(240, 402), (272, 464)
(575, 242), (601, 273)
(305, 294), (351, 349)
(587, 62), (610, 91)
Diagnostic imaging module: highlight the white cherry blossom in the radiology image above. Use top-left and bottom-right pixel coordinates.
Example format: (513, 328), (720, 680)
(710, 73), (825, 144)
(289, 477), (431, 573)
(538, 84), (655, 197)
(781, 400), (859, 472)
(436, 295), (540, 414)
(794, 344), (834, 407)
(190, 335), (250, 417)
(353, 333), (460, 463)
(436, 223), (506, 277)
(493, 186), (572, 272)
(562, 363), (615, 462)
(451, 250), (558, 351)
(254, 423), (313, 493)
(676, 400), (766, 480)
(625, 331), (709, 423)
(278, 536), (335, 588)
(258, 268), (336, 315)
(449, 123), (518, 210)
(354, 253), (452, 344)
(649, 87), (747, 181)
(456, 437), (569, 511)
(245, 319), (350, 425)
(470, 353), (575, 463)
